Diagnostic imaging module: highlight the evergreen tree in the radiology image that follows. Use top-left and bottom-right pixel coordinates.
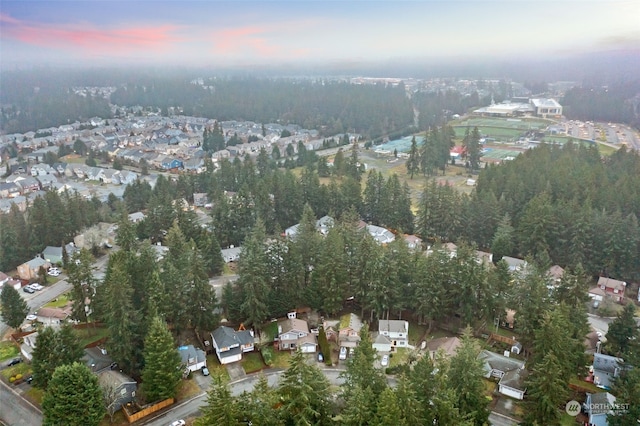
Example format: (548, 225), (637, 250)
(236, 219), (270, 331)
(32, 325), (84, 390)
(195, 374), (241, 425)
(523, 352), (568, 426)
(141, 317), (182, 403)
(406, 135), (420, 179)
(491, 214), (514, 262)
(42, 362), (105, 426)
(66, 248), (96, 323)
(341, 324), (387, 404)
(447, 327), (490, 426)
(606, 303), (640, 358)
(0, 284), (29, 330)
(236, 374), (281, 426)
(278, 350), (333, 426)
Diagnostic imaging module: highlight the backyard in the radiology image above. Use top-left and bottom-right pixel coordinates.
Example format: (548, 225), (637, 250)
(0, 340), (19, 361)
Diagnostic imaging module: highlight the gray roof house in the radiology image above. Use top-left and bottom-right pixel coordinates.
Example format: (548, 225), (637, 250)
(42, 243), (77, 264)
(211, 326), (254, 365)
(178, 344), (207, 373)
(98, 370), (137, 411)
(584, 392), (618, 426)
(84, 347), (118, 373)
(478, 350), (528, 400)
(221, 247), (241, 263)
(593, 353), (625, 389)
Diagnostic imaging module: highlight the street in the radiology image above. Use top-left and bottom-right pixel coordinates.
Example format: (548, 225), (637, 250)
(0, 380), (42, 426)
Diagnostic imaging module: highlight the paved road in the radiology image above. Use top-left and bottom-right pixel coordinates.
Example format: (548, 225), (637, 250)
(0, 379), (42, 426)
(142, 368), (391, 426)
(489, 411), (519, 426)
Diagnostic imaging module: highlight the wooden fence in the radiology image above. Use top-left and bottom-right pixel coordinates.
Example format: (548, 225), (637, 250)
(488, 333), (517, 346)
(122, 398), (174, 423)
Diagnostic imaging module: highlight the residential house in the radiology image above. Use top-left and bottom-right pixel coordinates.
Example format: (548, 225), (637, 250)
(37, 174), (58, 190)
(276, 313), (316, 353)
(210, 326), (254, 365)
(118, 170), (138, 185)
(475, 250), (493, 265)
(0, 271), (10, 287)
(404, 235), (422, 250)
(322, 320), (340, 343)
(339, 313), (363, 350)
(546, 265), (565, 284)
(183, 158), (205, 173)
(16, 176), (41, 193)
(371, 333), (392, 353)
(502, 256), (528, 273)
(221, 247), (241, 263)
(378, 320), (409, 349)
(17, 256), (51, 280)
(593, 353), (624, 389)
(98, 370), (137, 411)
(426, 337), (461, 361)
(20, 331), (38, 361)
(84, 347), (118, 373)
(0, 182), (21, 198)
(366, 224), (395, 245)
(478, 350), (528, 400)
(35, 306), (72, 327)
(128, 211), (146, 223)
(193, 193), (209, 207)
(178, 344), (207, 373)
(161, 158), (183, 170)
(589, 277), (627, 303)
(584, 392), (618, 426)
(42, 243), (77, 265)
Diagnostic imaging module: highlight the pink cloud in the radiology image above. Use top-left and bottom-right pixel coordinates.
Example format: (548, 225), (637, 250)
(211, 22), (318, 58)
(0, 13), (183, 54)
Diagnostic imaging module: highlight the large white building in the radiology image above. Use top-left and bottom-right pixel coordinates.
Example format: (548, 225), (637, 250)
(474, 98), (562, 118)
(529, 98), (563, 117)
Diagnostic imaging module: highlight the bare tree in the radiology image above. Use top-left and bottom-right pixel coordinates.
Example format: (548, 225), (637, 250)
(102, 382), (121, 423)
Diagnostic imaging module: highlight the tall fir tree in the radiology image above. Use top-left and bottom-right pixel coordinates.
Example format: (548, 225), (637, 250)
(141, 317), (182, 403)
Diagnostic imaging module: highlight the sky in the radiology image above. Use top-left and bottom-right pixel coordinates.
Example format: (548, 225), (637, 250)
(1, 0), (639, 69)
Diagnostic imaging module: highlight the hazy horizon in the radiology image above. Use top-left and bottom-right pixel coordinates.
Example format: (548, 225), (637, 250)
(1, 0), (639, 73)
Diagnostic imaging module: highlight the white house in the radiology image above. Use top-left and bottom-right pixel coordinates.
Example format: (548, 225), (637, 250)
(211, 326), (254, 365)
(178, 344), (207, 373)
(276, 313), (316, 353)
(378, 320), (409, 348)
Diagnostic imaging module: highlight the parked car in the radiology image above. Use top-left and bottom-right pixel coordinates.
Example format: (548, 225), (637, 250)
(170, 420), (186, 426)
(339, 347), (347, 360)
(23, 286), (35, 294)
(25, 375), (33, 384)
(7, 358), (22, 367)
(48, 268), (61, 277)
(317, 352), (324, 362)
(201, 367), (210, 376)
(26, 314), (37, 321)
(30, 283), (44, 291)
(381, 354), (389, 367)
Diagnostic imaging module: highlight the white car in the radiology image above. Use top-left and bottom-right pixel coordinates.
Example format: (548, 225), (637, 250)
(170, 421), (186, 426)
(339, 347), (347, 360)
(26, 314), (37, 321)
(30, 283), (44, 291)
(48, 268), (61, 277)
(381, 354), (389, 367)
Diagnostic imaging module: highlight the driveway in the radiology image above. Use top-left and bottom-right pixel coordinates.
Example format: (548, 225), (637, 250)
(225, 362), (246, 381)
(0, 380), (42, 426)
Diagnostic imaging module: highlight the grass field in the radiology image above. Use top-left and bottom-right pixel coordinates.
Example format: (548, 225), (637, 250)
(75, 326), (110, 347)
(0, 341), (20, 361)
(242, 352), (266, 374)
(44, 293), (70, 308)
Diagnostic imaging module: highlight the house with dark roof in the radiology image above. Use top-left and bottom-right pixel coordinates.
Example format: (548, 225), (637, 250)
(593, 353), (625, 389)
(478, 350), (528, 400)
(584, 392), (618, 426)
(99, 370), (137, 412)
(84, 346), (118, 373)
(42, 243), (77, 265)
(210, 326), (254, 364)
(178, 345), (207, 373)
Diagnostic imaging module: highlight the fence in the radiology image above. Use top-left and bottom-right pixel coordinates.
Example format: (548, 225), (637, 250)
(122, 398), (174, 423)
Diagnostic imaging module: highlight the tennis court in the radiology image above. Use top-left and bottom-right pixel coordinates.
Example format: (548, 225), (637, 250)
(455, 117), (550, 130)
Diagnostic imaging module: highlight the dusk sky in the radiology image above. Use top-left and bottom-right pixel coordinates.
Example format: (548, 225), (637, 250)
(1, 0), (638, 68)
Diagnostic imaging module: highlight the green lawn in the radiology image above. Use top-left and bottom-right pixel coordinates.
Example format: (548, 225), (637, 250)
(75, 326), (110, 347)
(242, 352), (265, 374)
(1, 362), (32, 381)
(569, 376), (601, 393)
(262, 322), (279, 343)
(205, 354), (229, 379)
(43, 293), (70, 308)
(176, 378), (202, 401)
(271, 350), (292, 369)
(560, 413), (579, 425)
(23, 387), (44, 406)
(407, 322), (428, 346)
(0, 341), (20, 361)
(388, 348), (410, 368)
